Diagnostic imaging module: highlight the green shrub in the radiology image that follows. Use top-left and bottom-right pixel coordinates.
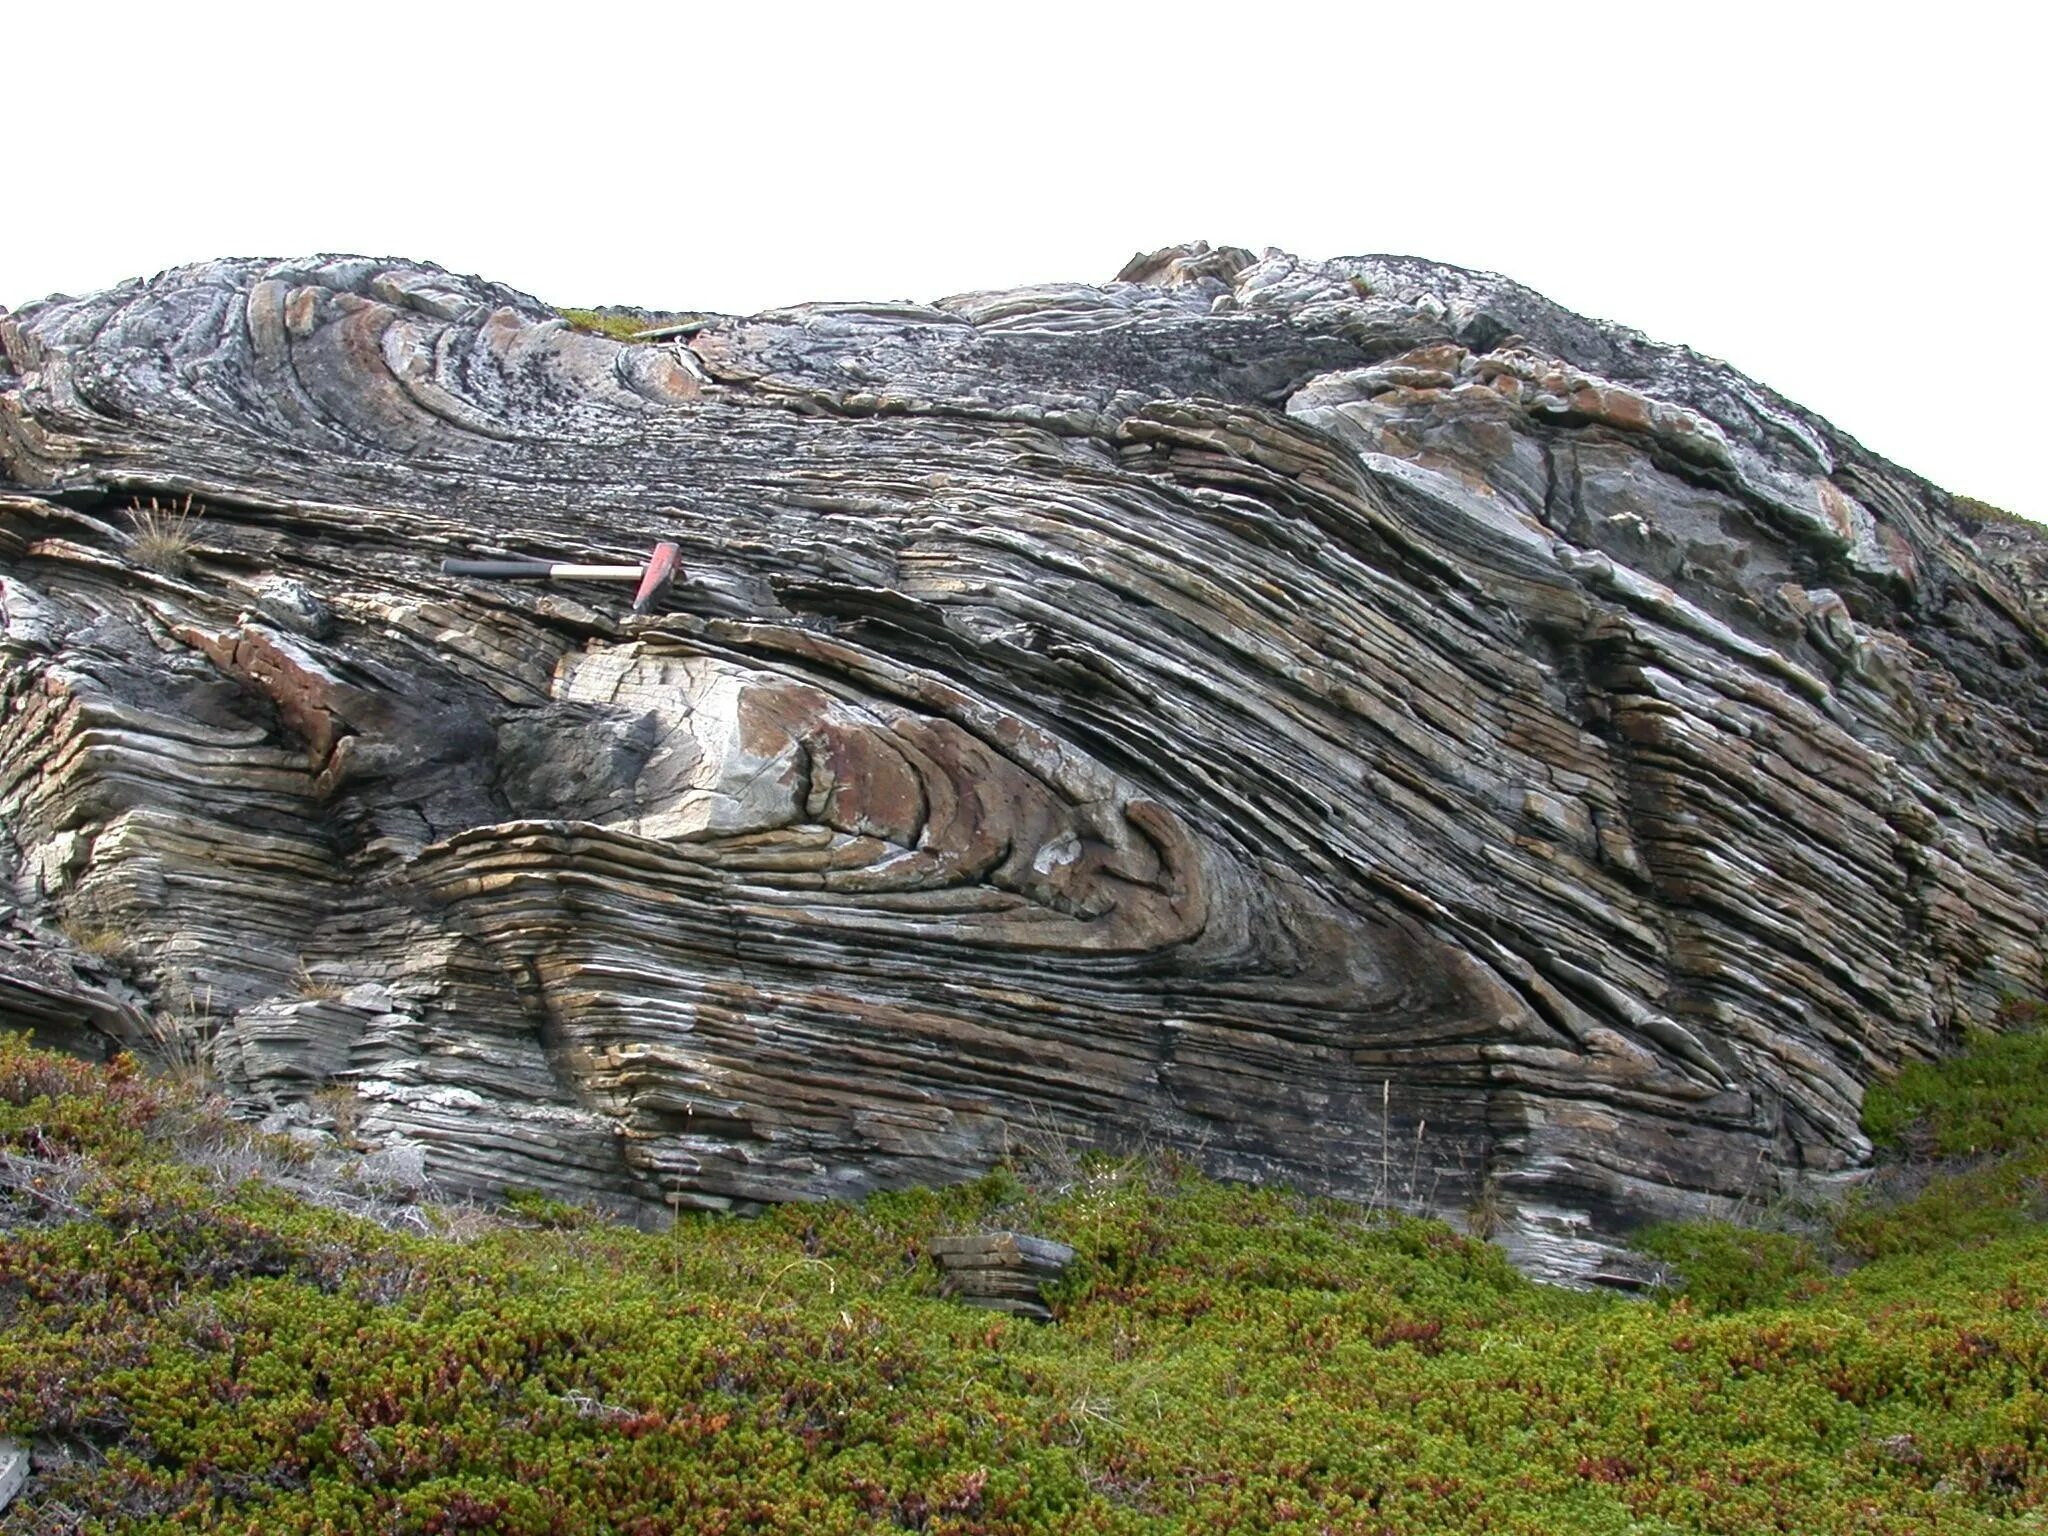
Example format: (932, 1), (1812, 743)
(501, 1186), (595, 1229)
(1632, 1221), (1827, 1313)
(1863, 1000), (2048, 1156)
(0, 1034), (173, 1162)
(1835, 1157), (2047, 1261)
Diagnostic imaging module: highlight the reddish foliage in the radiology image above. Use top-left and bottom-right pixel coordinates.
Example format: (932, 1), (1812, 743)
(1373, 1317), (1445, 1355)
(1576, 1455), (1639, 1484)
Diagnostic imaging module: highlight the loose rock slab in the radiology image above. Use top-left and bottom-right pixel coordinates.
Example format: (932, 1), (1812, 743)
(0, 1438), (26, 1513)
(932, 1232), (1077, 1321)
(0, 243), (2042, 1283)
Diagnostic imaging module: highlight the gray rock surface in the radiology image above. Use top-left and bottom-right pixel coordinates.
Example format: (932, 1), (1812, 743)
(1, 242), (2042, 1282)
(933, 1232), (1076, 1321)
(0, 1437), (26, 1513)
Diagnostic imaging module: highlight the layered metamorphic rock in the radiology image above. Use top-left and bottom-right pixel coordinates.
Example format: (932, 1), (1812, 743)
(1, 243), (2043, 1283)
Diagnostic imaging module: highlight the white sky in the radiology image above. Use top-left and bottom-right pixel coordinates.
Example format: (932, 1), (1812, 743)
(7, 3), (2038, 519)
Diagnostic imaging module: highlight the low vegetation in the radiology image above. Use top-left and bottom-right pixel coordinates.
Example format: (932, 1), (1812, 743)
(1639, 998), (2048, 1291)
(124, 495), (203, 577)
(1861, 999), (2048, 1159)
(52, 922), (127, 963)
(555, 308), (652, 343)
(3, 1008), (2047, 1533)
(1951, 494), (2039, 533)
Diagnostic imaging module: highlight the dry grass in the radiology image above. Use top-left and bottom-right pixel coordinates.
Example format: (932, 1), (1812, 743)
(427, 1203), (507, 1243)
(1465, 1174), (1507, 1241)
(127, 494), (203, 575)
(143, 982), (218, 1092)
(0, 1144), (96, 1227)
(292, 960), (346, 1002)
(309, 1083), (365, 1149)
(57, 918), (129, 961)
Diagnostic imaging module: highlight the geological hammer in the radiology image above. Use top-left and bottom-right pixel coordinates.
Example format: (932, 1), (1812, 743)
(441, 541), (682, 614)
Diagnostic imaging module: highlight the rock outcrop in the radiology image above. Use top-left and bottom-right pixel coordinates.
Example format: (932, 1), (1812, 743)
(1, 243), (2042, 1283)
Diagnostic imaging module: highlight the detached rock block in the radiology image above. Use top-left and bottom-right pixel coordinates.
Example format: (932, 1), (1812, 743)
(932, 1232), (1076, 1322)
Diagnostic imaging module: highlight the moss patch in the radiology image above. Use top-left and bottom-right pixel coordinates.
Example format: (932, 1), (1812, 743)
(556, 307), (653, 343)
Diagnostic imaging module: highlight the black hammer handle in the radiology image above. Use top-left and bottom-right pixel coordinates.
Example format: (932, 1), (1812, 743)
(442, 559), (560, 579)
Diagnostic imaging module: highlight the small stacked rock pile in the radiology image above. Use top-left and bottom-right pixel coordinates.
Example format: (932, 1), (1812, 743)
(931, 1232), (1077, 1322)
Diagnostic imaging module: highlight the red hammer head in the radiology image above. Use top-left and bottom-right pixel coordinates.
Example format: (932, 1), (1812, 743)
(631, 542), (682, 614)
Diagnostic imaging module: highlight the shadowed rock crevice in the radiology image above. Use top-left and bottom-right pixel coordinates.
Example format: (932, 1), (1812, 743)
(1, 242), (2042, 1282)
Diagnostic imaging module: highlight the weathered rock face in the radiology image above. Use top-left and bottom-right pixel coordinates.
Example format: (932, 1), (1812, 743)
(1, 243), (2042, 1282)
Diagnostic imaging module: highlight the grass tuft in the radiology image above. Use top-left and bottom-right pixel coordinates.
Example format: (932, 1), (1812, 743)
(126, 494), (204, 575)
(292, 960), (346, 1003)
(1632, 1221), (1829, 1312)
(309, 1083), (364, 1149)
(56, 919), (128, 961)
(142, 982), (219, 1092)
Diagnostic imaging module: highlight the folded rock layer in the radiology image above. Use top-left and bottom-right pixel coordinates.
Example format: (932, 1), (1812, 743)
(1, 243), (2041, 1281)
